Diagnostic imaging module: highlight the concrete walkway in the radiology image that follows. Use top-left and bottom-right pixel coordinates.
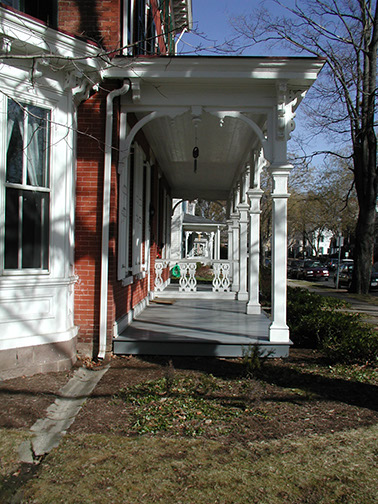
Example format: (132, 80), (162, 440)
(19, 365), (109, 464)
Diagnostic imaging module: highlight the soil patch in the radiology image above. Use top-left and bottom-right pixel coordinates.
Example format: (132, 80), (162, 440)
(0, 350), (377, 446)
(68, 351), (378, 446)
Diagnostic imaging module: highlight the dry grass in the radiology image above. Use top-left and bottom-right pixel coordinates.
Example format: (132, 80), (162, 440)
(18, 424), (378, 504)
(0, 430), (31, 478)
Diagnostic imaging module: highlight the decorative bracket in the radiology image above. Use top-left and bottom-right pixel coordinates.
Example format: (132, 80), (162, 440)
(0, 36), (12, 54)
(29, 57), (49, 83)
(276, 80), (287, 140)
(276, 80), (298, 140)
(130, 78), (141, 102)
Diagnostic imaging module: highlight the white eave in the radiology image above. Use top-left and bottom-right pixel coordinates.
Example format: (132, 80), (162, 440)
(0, 6), (103, 73)
(104, 55), (325, 84)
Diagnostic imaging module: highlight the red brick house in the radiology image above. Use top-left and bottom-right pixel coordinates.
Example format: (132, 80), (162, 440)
(0, 1), (323, 378)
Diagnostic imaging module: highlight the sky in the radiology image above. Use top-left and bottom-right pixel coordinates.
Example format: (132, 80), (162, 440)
(177, 0), (295, 57)
(178, 0), (249, 55)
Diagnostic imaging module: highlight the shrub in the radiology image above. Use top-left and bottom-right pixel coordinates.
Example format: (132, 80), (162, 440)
(287, 287), (378, 364)
(242, 345), (273, 378)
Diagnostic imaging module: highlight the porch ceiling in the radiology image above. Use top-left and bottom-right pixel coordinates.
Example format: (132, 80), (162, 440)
(105, 56), (324, 201)
(139, 109), (265, 200)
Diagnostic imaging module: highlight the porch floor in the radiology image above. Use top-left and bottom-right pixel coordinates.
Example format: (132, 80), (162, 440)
(114, 295), (290, 358)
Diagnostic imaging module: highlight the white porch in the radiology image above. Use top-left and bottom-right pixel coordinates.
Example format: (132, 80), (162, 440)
(114, 295), (287, 358)
(107, 56), (324, 357)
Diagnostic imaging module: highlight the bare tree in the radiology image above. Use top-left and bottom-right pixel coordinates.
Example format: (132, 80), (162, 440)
(233, 0), (378, 293)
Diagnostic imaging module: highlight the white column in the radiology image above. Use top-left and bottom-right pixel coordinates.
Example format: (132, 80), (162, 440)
(227, 220), (233, 261)
(237, 202), (249, 301)
(185, 231), (190, 258)
(269, 164), (292, 342)
(209, 232), (214, 259)
(246, 188), (263, 314)
(215, 227), (221, 260)
(230, 187), (241, 292)
(231, 214), (240, 292)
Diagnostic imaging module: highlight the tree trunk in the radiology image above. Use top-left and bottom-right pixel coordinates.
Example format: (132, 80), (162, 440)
(352, 205), (375, 293)
(351, 138), (377, 294)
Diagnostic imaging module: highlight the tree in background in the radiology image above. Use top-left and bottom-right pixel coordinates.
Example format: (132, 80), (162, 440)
(287, 159), (358, 257)
(260, 158), (358, 259)
(233, 0), (377, 293)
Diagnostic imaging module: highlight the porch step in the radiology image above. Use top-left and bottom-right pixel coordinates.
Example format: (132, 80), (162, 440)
(113, 337), (290, 358)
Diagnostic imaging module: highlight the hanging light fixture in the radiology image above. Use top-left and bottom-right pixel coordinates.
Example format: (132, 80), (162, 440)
(192, 117), (201, 173)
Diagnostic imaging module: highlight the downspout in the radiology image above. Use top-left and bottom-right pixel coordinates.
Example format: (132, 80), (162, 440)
(174, 28), (187, 54)
(98, 80), (131, 360)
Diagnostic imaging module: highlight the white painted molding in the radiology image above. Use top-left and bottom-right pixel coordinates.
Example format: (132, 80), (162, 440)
(113, 297), (149, 337)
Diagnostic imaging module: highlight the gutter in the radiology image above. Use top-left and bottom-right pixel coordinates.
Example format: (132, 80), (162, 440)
(98, 80), (130, 360)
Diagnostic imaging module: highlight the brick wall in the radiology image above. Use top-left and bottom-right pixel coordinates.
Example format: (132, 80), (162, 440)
(74, 84), (164, 357)
(74, 87), (106, 356)
(58, 0), (122, 51)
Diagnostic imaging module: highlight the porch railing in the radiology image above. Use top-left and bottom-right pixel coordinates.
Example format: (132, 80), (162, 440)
(154, 259), (232, 293)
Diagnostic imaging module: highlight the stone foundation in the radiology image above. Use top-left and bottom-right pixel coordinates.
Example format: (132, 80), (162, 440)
(0, 337), (77, 380)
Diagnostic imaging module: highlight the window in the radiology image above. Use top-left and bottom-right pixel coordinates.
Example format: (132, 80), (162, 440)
(4, 99), (50, 271)
(2, 0), (58, 28)
(118, 143), (148, 281)
(134, 0), (147, 55)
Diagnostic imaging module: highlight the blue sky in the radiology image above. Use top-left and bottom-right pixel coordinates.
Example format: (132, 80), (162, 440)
(179, 0), (247, 55)
(177, 0), (294, 56)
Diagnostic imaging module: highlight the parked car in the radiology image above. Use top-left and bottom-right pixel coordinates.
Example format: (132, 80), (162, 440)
(297, 260), (330, 281)
(288, 260), (304, 279)
(335, 263), (378, 290)
(328, 258), (353, 271)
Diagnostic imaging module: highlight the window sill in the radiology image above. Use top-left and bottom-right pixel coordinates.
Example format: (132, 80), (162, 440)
(122, 275), (134, 287)
(2, 269), (50, 276)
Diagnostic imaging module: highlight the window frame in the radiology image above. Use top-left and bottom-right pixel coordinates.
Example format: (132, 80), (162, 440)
(1, 97), (52, 276)
(118, 141), (149, 284)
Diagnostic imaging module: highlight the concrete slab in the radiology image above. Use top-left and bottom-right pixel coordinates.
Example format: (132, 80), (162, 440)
(19, 365), (109, 463)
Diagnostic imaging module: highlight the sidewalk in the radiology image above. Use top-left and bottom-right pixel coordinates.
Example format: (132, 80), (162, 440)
(288, 279), (378, 328)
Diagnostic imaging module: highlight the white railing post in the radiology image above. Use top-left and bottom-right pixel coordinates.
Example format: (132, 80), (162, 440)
(179, 261), (197, 292)
(212, 261), (231, 292)
(154, 260), (169, 292)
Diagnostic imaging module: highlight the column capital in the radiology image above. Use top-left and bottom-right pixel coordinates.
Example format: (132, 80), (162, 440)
(247, 188), (264, 199)
(230, 211), (240, 224)
(237, 202), (250, 212)
(269, 163), (293, 198)
(268, 163), (294, 175)
(248, 191), (263, 215)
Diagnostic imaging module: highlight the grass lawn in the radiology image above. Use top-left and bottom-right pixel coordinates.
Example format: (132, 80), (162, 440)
(8, 425), (378, 504)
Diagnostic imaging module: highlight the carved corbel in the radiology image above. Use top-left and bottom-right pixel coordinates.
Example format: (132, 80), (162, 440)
(29, 57), (48, 83)
(0, 36), (12, 54)
(130, 78), (141, 102)
(276, 80), (300, 140)
(276, 80), (287, 140)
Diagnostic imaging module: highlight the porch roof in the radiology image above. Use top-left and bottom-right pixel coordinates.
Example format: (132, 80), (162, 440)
(183, 213), (225, 232)
(105, 55), (324, 201)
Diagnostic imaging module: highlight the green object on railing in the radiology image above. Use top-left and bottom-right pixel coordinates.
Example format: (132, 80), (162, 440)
(171, 264), (181, 278)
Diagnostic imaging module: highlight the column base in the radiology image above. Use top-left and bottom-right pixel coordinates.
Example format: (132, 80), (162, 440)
(246, 303), (261, 315)
(237, 291), (249, 301)
(269, 323), (290, 343)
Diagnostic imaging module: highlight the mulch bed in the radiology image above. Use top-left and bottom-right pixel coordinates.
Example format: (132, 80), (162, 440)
(1, 350), (376, 447)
